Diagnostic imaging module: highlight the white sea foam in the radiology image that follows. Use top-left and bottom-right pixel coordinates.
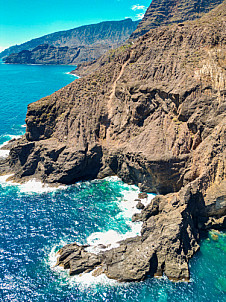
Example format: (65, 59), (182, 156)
(0, 174), (66, 194)
(48, 243), (118, 288)
(86, 186), (155, 254)
(65, 72), (79, 78)
(48, 177), (155, 286)
(0, 149), (10, 158)
(0, 134), (22, 158)
(0, 174), (14, 185)
(85, 223), (143, 254)
(19, 179), (66, 194)
(1, 134), (22, 142)
(86, 230), (122, 252)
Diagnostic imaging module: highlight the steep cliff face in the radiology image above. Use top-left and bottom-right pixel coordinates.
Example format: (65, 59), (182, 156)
(130, 0), (224, 40)
(1, 19), (139, 65)
(4, 44), (112, 65)
(1, 1), (226, 281)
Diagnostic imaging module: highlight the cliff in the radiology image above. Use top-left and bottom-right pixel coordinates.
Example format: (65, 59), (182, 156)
(1, 1), (225, 282)
(3, 44), (112, 65)
(72, 0), (224, 76)
(1, 19), (139, 65)
(130, 0), (224, 40)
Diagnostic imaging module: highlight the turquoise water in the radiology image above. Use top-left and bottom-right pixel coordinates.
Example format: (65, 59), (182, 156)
(0, 61), (77, 145)
(0, 62), (225, 302)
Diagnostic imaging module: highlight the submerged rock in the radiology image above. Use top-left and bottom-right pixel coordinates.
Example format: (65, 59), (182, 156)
(136, 201), (145, 209)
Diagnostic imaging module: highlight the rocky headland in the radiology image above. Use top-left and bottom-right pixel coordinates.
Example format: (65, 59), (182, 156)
(1, 19), (139, 65)
(0, 0), (225, 282)
(3, 44), (113, 65)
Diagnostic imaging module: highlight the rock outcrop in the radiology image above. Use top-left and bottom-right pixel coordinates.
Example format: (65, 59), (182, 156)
(130, 0), (224, 40)
(1, 1), (225, 281)
(71, 0), (224, 76)
(56, 191), (202, 282)
(1, 19), (139, 65)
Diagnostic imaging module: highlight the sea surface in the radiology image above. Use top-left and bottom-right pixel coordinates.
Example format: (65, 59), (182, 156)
(0, 61), (225, 302)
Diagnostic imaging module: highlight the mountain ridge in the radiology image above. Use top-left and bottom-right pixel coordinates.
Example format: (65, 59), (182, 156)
(130, 0), (224, 40)
(3, 44), (113, 65)
(0, 0), (225, 283)
(72, 0), (225, 76)
(1, 18), (139, 64)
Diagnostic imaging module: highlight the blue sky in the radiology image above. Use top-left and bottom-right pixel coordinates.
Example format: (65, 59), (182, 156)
(0, 0), (151, 51)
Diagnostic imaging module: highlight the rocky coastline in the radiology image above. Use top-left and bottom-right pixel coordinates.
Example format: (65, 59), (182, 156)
(1, 19), (139, 65)
(0, 0), (225, 282)
(54, 185), (225, 282)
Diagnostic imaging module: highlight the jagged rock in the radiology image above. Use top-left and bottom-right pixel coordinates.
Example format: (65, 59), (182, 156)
(138, 192), (148, 199)
(1, 1), (226, 282)
(55, 189), (200, 282)
(136, 201), (145, 209)
(203, 216), (226, 230)
(56, 243), (103, 274)
(130, 0), (224, 40)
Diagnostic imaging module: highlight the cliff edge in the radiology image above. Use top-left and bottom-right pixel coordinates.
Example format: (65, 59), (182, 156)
(1, 1), (225, 282)
(130, 0), (224, 40)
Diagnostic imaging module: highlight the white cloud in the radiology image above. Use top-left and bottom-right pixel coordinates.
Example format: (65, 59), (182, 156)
(126, 3), (147, 21)
(135, 13), (145, 19)
(131, 4), (146, 11)
(0, 46), (6, 52)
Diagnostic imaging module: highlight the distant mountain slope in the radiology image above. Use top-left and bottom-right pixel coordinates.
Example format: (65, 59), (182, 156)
(0, 18), (139, 64)
(130, 0), (224, 40)
(3, 44), (113, 65)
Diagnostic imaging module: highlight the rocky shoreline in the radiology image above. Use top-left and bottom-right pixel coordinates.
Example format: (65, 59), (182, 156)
(54, 187), (225, 282)
(0, 0), (225, 283)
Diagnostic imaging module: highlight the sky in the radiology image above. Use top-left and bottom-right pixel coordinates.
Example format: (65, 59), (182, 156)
(0, 0), (151, 51)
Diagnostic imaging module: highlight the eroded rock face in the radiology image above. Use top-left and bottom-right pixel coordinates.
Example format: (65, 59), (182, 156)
(4, 44), (113, 65)
(1, 1), (226, 282)
(55, 185), (225, 282)
(1, 19), (139, 64)
(130, 0), (224, 40)
(56, 190), (201, 282)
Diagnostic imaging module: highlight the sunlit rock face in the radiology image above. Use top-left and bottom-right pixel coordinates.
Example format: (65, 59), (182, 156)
(1, 1), (225, 282)
(130, 0), (224, 40)
(2, 19), (139, 65)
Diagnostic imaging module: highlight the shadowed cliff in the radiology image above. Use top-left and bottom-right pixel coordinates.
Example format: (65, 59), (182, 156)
(1, 1), (225, 282)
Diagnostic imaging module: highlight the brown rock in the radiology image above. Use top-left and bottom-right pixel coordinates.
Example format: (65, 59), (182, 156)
(138, 192), (148, 199)
(1, 1), (226, 283)
(136, 201), (145, 210)
(130, 0), (224, 40)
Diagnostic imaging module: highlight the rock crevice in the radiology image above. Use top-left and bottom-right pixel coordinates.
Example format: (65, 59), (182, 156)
(0, 0), (225, 282)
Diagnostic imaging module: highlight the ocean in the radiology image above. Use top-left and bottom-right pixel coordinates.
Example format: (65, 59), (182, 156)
(0, 61), (225, 302)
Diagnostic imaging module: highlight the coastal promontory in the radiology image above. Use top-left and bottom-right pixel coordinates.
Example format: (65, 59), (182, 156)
(1, 19), (139, 65)
(0, 0), (225, 282)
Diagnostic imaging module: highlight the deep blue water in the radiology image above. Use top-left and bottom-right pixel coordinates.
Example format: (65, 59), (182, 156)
(0, 62), (225, 302)
(0, 61), (77, 145)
